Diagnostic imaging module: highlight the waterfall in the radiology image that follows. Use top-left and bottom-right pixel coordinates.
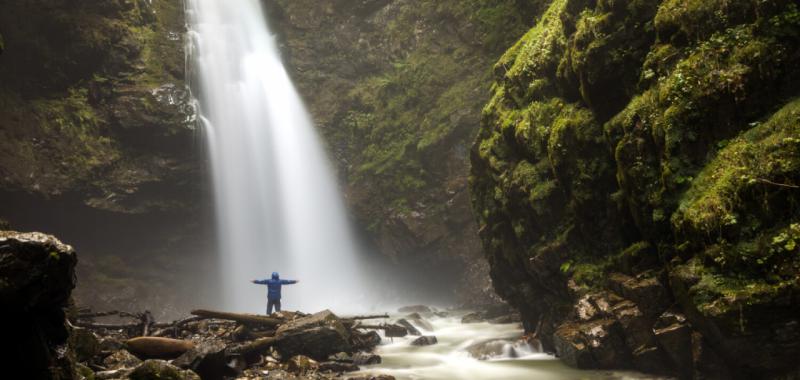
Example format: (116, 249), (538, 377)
(186, 0), (366, 313)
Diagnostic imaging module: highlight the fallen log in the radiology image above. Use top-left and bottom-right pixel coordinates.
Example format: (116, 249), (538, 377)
(191, 309), (283, 328)
(342, 314), (390, 321)
(125, 337), (195, 359)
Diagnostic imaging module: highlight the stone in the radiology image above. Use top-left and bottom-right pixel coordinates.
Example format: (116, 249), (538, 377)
(129, 359), (200, 380)
(396, 319), (421, 336)
(608, 273), (671, 317)
(173, 339), (230, 380)
(319, 361), (360, 373)
(102, 349), (142, 369)
(410, 336), (438, 346)
(553, 319), (630, 369)
(276, 310), (352, 360)
(406, 315), (434, 331)
(351, 330), (382, 351)
(461, 312), (485, 324)
(0, 231), (78, 379)
(71, 327), (101, 362)
(653, 311), (692, 379)
(328, 352), (353, 362)
(352, 352), (381, 365)
(397, 305), (431, 313)
(347, 375), (396, 380)
(286, 355), (319, 373)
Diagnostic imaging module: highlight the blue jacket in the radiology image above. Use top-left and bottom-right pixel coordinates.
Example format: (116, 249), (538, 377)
(254, 272), (297, 300)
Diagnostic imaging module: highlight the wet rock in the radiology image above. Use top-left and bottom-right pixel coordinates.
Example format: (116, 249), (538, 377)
(382, 324), (408, 338)
(461, 312), (485, 324)
(352, 352), (381, 365)
(406, 315), (434, 331)
(608, 273), (671, 317)
(396, 319), (421, 335)
(276, 310), (352, 360)
(410, 336), (438, 346)
(466, 339), (509, 360)
(0, 231), (78, 379)
(347, 375), (396, 380)
(397, 305), (431, 314)
(125, 337), (195, 359)
(174, 339), (230, 380)
(328, 352), (353, 363)
(351, 330), (382, 351)
(553, 319), (630, 369)
(653, 311), (692, 378)
(319, 361), (359, 373)
(102, 349), (142, 369)
(488, 314), (521, 324)
(99, 337), (125, 353)
(129, 359), (200, 380)
(286, 355), (319, 373)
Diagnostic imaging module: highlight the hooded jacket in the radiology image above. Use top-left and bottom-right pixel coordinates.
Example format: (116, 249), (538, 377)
(253, 272), (297, 300)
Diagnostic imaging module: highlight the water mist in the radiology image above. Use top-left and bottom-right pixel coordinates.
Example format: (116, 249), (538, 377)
(186, 0), (366, 313)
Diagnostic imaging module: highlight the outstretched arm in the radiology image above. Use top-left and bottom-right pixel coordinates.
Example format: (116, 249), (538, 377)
(281, 279), (298, 285)
(252, 279), (269, 285)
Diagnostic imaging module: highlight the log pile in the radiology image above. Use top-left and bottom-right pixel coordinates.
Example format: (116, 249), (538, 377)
(71, 308), (401, 380)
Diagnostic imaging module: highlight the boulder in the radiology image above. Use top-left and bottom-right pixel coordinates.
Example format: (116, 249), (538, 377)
(653, 311), (692, 379)
(173, 339), (230, 380)
(347, 375), (396, 380)
(319, 361), (360, 373)
(0, 231), (78, 379)
(102, 349), (142, 370)
(328, 352), (353, 362)
(461, 312), (485, 324)
(410, 336), (438, 346)
(608, 273), (671, 317)
(70, 327), (101, 362)
(129, 359), (200, 380)
(396, 319), (421, 336)
(553, 319), (630, 369)
(276, 310), (352, 360)
(125, 337), (195, 359)
(286, 355), (319, 373)
(406, 315), (434, 331)
(351, 330), (382, 351)
(352, 352), (382, 365)
(397, 305), (431, 313)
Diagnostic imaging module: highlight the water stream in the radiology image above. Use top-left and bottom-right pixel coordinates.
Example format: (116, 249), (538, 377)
(186, 0), (366, 313)
(359, 312), (664, 380)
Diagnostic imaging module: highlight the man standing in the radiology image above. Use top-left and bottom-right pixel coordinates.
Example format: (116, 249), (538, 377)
(252, 272), (298, 314)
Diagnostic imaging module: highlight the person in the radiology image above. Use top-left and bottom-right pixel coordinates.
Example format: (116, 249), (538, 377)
(251, 272), (298, 315)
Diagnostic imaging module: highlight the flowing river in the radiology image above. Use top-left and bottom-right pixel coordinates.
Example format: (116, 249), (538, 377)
(357, 311), (665, 380)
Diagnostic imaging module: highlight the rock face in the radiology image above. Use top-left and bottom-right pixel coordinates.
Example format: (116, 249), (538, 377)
(276, 310), (353, 360)
(470, 0), (800, 378)
(265, 0), (544, 303)
(0, 231), (78, 380)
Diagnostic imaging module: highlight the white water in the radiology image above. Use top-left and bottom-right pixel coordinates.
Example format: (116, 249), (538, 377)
(360, 312), (664, 380)
(186, 0), (366, 313)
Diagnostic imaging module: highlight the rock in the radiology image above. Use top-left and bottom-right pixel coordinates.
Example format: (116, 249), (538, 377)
(319, 361), (360, 373)
(351, 330), (381, 351)
(461, 312), (485, 324)
(382, 324), (408, 338)
(102, 349), (142, 369)
(653, 311), (692, 379)
(397, 305), (431, 314)
(396, 319), (421, 336)
(608, 273), (671, 317)
(352, 352), (381, 365)
(173, 339), (230, 380)
(126, 337), (195, 360)
(276, 310), (352, 360)
(433, 311), (449, 318)
(99, 338), (125, 353)
(410, 336), (438, 346)
(71, 327), (101, 362)
(286, 355), (319, 373)
(488, 314), (520, 324)
(553, 319), (630, 369)
(129, 359), (200, 380)
(406, 315), (434, 331)
(0, 231), (78, 379)
(328, 352), (353, 363)
(347, 375), (396, 380)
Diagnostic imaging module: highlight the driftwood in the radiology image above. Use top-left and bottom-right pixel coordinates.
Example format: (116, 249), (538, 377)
(228, 337), (277, 355)
(125, 336), (195, 359)
(342, 314), (389, 321)
(191, 309), (283, 328)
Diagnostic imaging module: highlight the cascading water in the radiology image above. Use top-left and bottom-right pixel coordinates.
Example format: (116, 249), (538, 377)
(186, 0), (366, 313)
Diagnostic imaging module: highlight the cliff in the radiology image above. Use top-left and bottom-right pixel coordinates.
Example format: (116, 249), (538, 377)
(470, 0), (800, 377)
